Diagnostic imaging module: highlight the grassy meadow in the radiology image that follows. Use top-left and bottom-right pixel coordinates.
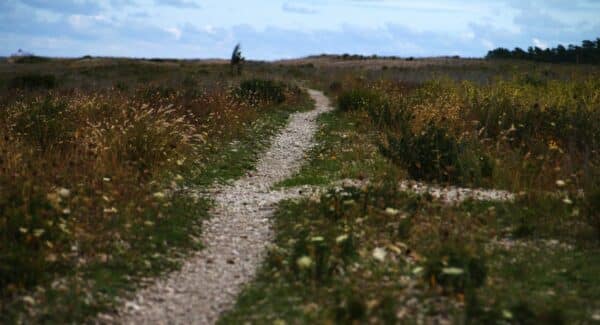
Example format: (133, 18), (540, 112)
(223, 58), (600, 324)
(1, 55), (600, 323)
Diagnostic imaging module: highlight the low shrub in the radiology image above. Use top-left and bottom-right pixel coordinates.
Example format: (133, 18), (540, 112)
(582, 165), (600, 240)
(423, 245), (487, 294)
(334, 289), (367, 323)
(9, 74), (57, 90)
(0, 177), (70, 295)
(383, 122), (460, 182)
(12, 56), (51, 64)
(381, 122), (493, 185)
(337, 88), (380, 112)
(236, 79), (286, 104)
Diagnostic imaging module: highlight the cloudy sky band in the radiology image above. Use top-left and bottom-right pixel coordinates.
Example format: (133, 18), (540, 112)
(1, 0), (599, 59)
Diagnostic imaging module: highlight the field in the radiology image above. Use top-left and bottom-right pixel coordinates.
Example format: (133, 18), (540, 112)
(1, 56), (599, 323)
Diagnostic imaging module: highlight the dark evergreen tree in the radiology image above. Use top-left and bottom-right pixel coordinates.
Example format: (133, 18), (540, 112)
(486, 38), (600, 64)
(230, 43), (244, 75)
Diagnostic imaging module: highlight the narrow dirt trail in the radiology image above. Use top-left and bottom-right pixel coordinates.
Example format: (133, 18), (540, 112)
(117, 89), (333, 324)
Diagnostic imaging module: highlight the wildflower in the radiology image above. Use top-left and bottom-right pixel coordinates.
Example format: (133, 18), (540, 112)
(45, 253), (57, 263)
(46, 192), (62, 209)
(372, 247), (386, 262)
(22, 296), (35, 305)
(296, 256), (312, 269)
(57, 187), (71, 198)
(336, 234), (349, 243)
(442, 267), (464, 275)
(385, 207), (400, 216)
(103, 207), (118, 214)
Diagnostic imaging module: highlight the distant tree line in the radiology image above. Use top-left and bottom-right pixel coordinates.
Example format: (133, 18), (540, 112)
(486, 38), (600, 64)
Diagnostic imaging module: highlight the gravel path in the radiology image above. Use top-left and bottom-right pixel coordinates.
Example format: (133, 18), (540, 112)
(116, 89), (333, 324)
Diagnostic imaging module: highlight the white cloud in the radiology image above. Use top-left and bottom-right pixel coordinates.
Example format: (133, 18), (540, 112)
(481, 39), (495, 50)
(532, 38), (548, 49)
(155, 0), (201, 8)
(282, 3), (317, 14)
(165, 27), (182, 40)
(203, 25), (216, 34)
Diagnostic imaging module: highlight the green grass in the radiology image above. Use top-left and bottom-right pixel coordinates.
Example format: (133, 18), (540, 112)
(221, 188), (600, 324)
(277, 109), (400, 188)
(481, 242), (600, 323)
(3, 196), (208, 323)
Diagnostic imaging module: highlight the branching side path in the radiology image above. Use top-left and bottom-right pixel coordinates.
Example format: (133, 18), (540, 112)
(117, 90), (333, 324)
(116, 89), (513, 324)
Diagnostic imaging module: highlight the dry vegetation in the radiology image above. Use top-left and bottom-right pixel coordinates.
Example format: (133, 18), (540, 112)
(0, 58), (309, 322)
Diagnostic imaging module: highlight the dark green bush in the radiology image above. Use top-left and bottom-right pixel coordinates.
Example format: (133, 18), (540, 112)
(9, 74), (57, 90)
(334, 289), (367, 323)
(328, 81), (342, 93)
(383, 123), (460, 182)
(236, 79), (286, 104)
(583, 166), (600, 240)
(12, 56), (50, 64)
(0, 177), (68, 297)
(423, 245), (487, 293)
(337, 88), (381, 112)
(381, 123), (494, 185)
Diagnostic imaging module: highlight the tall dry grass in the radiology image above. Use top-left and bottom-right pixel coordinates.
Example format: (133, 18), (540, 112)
(0, 79), (305, 301)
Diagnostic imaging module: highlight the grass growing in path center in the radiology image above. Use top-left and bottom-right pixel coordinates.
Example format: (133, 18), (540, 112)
(276, 109), (400, 188)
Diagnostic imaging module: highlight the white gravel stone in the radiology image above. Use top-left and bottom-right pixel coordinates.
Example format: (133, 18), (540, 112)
(114, 90), (333, 325)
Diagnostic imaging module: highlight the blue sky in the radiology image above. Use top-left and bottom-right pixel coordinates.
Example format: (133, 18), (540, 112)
(1, 0), (599, 60)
